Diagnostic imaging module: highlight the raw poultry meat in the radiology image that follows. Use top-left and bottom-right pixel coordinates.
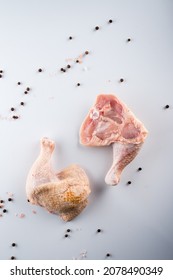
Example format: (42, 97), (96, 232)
(80, 94), (148, 185)
(26, 138), (91, 221)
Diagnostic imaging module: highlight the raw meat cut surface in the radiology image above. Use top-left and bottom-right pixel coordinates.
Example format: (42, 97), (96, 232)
(80, 94), (148, 185)
(26, 138), (91, 221)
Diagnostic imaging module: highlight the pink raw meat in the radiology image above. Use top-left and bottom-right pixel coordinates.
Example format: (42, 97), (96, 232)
(80, 94), (148, 185)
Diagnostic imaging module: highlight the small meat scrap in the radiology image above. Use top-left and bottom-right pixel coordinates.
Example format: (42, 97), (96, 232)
(80, 94), (148, 185)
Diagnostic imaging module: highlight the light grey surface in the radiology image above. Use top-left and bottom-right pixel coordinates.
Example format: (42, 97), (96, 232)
(0, 0), (173, 260)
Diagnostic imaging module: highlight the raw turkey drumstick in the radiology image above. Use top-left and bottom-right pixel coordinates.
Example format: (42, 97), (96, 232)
(26, 137), (91, 221)
(80, 94), (148, 185)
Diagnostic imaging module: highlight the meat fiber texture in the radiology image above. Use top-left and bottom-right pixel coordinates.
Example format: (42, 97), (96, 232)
(80, 94), (148, 185)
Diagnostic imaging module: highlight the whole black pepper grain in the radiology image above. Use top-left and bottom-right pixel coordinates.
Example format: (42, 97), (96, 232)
(0, 74), (2, 78)
(0, 70), (3, 73)
(20, 102), (24, 106)
(64, 234), (69, 238)
(38, 68), (42, 72)
(108, 19), (113, 23)
(63, 69), (66, 72)
(127, 181), (131, 185)
(95, 26), (99, 30)
(17, 82), (21, 85)
(77, 83), (80, 86)
(165, 105), (170, 109)
(26, 87), (30, 91)
(0, 200), (4, 203)
(11, 107), (15, 111)
(12, 243), (16, 247)
(12, 116), (19, 119)
(27, 199), (30, 202)
(8, 198), (13, 202)
(69, 36), (73, 40)
(24, 91), (28, 94)
(11, 256), (16, 260)
(85, 50), (89, 55)
(106, 253), (111, 257)
(76, 60), (79, 63)
(67, 65), (71, 69)
(97, 229), (102, 233)
(67, 229), (71, 232)
(120, 78), (124, 83)
(127, 38), (131, 42)
(138, 167), (142, 171)
(3, 209), (7, 213)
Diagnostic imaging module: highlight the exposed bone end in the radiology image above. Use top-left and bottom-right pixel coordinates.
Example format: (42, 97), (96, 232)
(105, 168), (120, 186)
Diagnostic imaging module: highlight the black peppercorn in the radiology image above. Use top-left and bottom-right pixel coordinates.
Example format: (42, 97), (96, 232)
(69, 36), (73, 40)
(127, 38), (131, 42)
(85, 50), (89, 55)
(64, 234), (69, 238)
(26, 87), (30, 91)
(8, 198), (13, 202)
(120, 78), (124, 82)
(0, 70), (3, 73)
(3, 209), (7, 213)
(20, 102), (24, 106)
(165, 105), (169, 109)
(127, 181), (131, 185)
(27, 199), (30, 202)
(97, 229), (102, 233)
(17, 82), (21, 85)
(24, 91), (28, 94)
(66, 229), (71, 232)
(38, 68), (42, 72)
(77, 83), (80, 86)
(12, 243), (16, 247)
(106, 253), (111, 257)
(12, 116), (19, 119)
(11, 107), (15, 111)
(0, 74), (2, 78)
(138, 167), (142, 171)
(95, 26), (99, 30)
(11, 256), (15, 260)
(108, 19), (113, 23)
(67, 65), (71, 69)
(0, 200), (4, 203)
(76, 60), (79, 63)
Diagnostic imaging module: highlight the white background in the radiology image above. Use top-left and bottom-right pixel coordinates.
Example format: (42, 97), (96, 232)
(0, 0), (173, 260)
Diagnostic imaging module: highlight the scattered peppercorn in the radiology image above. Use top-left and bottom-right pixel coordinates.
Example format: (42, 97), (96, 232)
(3, 209), (7, 213)
(95, 26), (99, 30)
(77, 83), (80, 86)
(26, 87), (30, 91)
(12, 243), (16, 247)
(20, 102), (24, 106)
(67, 65), (71, 69)
(12, 116), (19, 119)
(127, 181), (131, 185)
(138, 167), (142, 171)
(64, 234), (69, 238)
(106, 253), (111, 257)
(17, 82), (21, 85)
(11, 107), (15, 111)
(127, 38), (131, 42)
(69, 36), (73, 40)
(108, 19), (113, 23)
(8, 198), (13, 202)
(76, 60), (79, 63)
(97, 229), (102, 233)
(38, 68), (42, 72)
(66, 229), (71, 232)
(165, 105), (169, 109)
(27, 199), (30, 202)
(85, 50), (89, 55)
(0, 74), (2, 78)
(24, 91), (28, 94)
(120, 78), (124, 82)
(11, 256), (15, 260)
(0, 70), (3, 73)
(0, 200), (4, 203)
